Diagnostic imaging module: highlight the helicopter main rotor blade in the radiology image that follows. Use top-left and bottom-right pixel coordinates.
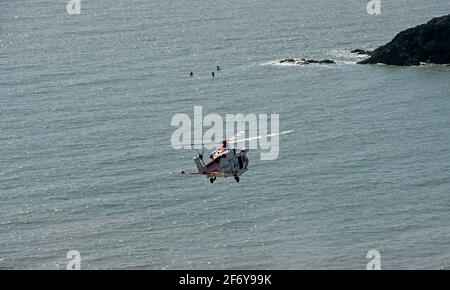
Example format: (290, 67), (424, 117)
(176, 131), (246, 146)
(226, 131), (244, 142)
(174, 130), (295, 147)
(227, 130), (296, 144)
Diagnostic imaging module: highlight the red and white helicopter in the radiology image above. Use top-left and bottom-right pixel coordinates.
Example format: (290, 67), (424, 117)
(181, 130), (294, 183)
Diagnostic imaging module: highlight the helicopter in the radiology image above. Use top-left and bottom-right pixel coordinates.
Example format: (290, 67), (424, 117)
(181, 130), (294, 183)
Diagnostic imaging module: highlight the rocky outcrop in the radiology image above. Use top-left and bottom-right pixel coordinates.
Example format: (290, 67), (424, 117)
(358, 14), (450, 66)
(279, 58), (336, 65)
(351, 49), (372, 55)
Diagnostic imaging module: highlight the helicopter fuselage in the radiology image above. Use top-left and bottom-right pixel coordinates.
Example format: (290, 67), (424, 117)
(193, 148), (249, 183)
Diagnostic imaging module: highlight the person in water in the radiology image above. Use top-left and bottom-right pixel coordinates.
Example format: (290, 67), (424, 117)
(212, 72), (215, 77)
(216, 65), (220, 71)
(189, 71), (194, 77)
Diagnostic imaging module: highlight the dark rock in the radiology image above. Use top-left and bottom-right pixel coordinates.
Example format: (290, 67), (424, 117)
(280, 58), (335, 65)
(359, 14), (450, 66)
(318, 59), (336, 64)
(351, 49), (372, 55)
(280, 58), (296, 63)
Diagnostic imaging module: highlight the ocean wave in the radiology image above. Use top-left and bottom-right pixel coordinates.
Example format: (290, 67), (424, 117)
(328, 48), (371, 61)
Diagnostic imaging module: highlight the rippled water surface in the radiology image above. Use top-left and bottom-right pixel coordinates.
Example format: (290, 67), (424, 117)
(1, 0), (450, 269)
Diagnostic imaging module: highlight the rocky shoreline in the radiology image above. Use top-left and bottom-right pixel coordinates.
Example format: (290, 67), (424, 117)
(357, 14), (450, 66)
(276, 15), (450, 67)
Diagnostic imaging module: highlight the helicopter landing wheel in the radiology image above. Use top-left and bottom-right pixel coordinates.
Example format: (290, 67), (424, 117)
(234, 176), (240, 183)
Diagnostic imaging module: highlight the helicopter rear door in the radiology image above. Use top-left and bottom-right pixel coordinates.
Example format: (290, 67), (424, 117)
(237, 156), (244, 169)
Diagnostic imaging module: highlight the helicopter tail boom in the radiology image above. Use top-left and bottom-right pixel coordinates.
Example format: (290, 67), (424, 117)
(193, 156), (206, 173)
